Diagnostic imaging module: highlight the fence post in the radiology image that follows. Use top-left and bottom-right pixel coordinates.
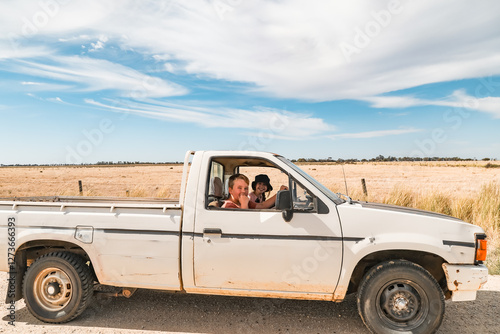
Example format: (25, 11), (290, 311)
(361, 178), (368, 196)
(78, 180), (83, 196)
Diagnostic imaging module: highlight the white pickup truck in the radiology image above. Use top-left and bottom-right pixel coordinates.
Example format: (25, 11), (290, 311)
(1, 150), (488, 333)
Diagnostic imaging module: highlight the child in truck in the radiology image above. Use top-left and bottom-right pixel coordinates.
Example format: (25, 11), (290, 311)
(249, 174), (273, 204)
(222, 173), (287, 209)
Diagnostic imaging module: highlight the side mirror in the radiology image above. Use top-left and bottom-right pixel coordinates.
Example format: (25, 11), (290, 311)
(276, 190), (293, 222)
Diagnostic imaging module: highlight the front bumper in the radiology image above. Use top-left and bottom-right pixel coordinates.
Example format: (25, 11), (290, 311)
(442, 263), (488, 301)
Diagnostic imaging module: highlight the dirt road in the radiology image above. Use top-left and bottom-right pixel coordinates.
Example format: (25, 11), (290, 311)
(1, 273), (499, 334)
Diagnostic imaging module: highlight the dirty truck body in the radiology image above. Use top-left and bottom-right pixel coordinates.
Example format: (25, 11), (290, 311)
(0, 150), (488, 333)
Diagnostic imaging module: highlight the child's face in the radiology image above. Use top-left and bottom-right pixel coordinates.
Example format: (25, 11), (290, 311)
(255, 182), (268, 194)
(230, 179), (249, 200)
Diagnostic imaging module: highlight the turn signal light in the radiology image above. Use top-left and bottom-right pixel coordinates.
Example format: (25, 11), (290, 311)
(476, 239), (487, 262)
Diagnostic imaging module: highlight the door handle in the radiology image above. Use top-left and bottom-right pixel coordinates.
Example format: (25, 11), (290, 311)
(202, 228), (222, 244)
(203, 228), (222, 236)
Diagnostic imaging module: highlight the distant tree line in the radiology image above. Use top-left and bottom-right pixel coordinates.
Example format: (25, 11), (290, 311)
(291, 156), (497, 163)
(0, 161), (182, 167)
(1, 156), (497, 167)
(94, 161), (181, 165)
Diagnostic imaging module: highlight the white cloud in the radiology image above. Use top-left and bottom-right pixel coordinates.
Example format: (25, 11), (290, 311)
(1, 1), (500, 101)
(363, 89), (500, 118)
(0, 1), (111, 38)
(85, 98), (333, 138)
(472, 96), (500, 118)
(163, 63), (177, 73)
(0, 41), (52, 60)
(47, 97), (64, 103)
(153, 54), (171, 61)
(110, 0), (500, 100)
(19, 81), (71, 91)
(89, 40), (104, 51)
(362, 96), (428, 109)
(89, 35), (108, 52)
(4, 56), (188, 98)
(59, 35), (92, 42)
(327, 127), (422, 139)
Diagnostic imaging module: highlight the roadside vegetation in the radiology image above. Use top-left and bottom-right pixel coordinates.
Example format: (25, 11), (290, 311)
(363, 182), (500, 274)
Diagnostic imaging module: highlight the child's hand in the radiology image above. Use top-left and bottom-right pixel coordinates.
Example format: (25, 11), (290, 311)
(239, 193), (249, 208)
(280, 185), (288, 191)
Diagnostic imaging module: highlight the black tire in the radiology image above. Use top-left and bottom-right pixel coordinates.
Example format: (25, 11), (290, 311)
(23, 251), (94, 323)
(357, 260), (445, 334)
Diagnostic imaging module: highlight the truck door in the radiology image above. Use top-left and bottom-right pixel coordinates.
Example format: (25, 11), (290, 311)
(193, 157), (343, 296)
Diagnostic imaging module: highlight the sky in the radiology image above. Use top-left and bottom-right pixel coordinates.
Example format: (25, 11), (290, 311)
(1, 0), (500, 164)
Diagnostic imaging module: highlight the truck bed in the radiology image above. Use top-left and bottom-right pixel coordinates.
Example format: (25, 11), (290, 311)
(0, 195), (183, 289)
(0, 196), (180, 210)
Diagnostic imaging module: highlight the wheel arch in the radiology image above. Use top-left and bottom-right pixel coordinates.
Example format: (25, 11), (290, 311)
(6, 239), (98, 303)
(346, 249), (447, 296)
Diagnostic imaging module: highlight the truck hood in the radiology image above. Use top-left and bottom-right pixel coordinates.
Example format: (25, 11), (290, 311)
(355, 201), (463, 222)
(336, 200), (485, 264)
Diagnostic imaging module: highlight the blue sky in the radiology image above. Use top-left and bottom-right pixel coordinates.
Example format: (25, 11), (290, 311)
(1, 0), (500, 164)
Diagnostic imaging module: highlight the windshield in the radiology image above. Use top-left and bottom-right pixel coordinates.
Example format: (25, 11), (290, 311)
(277, 156), (344, 205)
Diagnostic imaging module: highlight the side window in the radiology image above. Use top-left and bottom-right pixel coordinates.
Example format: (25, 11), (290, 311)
(209, 162), (224, 192)
(207, 161), (225, 208)
(290, 178), (316, 212)
(205, 157), (298, 211)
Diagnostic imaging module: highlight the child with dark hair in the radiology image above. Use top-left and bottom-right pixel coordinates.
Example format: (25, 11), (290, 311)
(249, 174), (273, 203)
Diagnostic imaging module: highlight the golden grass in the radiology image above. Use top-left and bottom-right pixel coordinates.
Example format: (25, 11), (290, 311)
(0, 165), (184, 198)
(380, 182), (500, 274)
(1, 162), (499, 273)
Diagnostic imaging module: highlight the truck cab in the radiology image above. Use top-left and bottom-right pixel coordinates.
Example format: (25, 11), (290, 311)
(183, 151), (344, 300)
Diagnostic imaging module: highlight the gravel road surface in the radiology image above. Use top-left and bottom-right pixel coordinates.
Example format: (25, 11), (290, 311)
(1, 273), (499, 334)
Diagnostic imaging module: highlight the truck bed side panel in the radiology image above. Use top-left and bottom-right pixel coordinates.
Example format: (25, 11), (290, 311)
(0, 202), (182, 291)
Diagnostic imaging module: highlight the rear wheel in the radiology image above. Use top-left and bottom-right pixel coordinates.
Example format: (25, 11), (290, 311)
(357, 260), (445, 334)
(23, 252), (93, 323)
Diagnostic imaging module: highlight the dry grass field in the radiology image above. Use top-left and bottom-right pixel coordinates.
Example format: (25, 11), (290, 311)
(1, 161), (499, 273)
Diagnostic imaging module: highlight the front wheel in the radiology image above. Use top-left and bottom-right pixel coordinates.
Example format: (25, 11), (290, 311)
(23, 252), (94, 323)
(357, 260), (445, 334)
